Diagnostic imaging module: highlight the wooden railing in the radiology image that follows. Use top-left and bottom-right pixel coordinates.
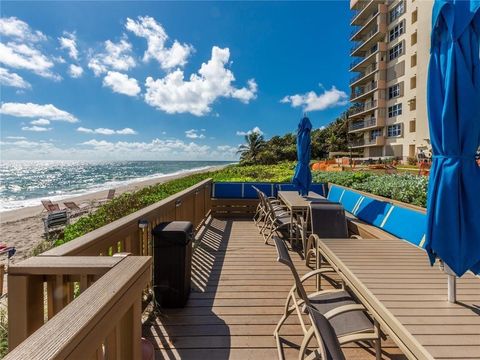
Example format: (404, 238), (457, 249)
(6, 179), (213, 357)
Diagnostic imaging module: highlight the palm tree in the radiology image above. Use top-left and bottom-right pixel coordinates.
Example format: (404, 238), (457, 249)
(237, 132), (266, 164)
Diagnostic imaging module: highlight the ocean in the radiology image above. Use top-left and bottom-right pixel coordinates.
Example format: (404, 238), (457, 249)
(0, 160), (232, 212)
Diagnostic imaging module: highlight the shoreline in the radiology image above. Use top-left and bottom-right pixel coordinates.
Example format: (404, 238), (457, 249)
(0, 165), (226, 261)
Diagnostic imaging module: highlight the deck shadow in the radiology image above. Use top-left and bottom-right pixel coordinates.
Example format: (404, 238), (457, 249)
(143, 217), (232, 360)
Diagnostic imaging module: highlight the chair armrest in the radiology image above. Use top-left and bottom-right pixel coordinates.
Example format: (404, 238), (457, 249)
(350, 235), (362, 239)
(299, 268), (337, 283)
(323, 303), (367, 320)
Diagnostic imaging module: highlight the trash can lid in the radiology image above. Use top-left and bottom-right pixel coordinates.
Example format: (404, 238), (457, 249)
(152, 221), (193, 235)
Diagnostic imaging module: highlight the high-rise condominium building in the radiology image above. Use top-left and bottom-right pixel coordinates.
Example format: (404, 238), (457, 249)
(348, 0), (433, 162)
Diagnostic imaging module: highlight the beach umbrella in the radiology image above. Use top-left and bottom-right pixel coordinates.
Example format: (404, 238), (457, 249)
(293, 115), (312, 196)
(425, 0), (480, 301)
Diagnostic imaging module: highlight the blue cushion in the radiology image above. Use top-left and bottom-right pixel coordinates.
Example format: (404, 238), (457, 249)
(355, 197), (393, 227)
(213, 183), (243, 198)
(276, 183), (297, 191)
(244, 183), (274, 199)
(327, 185), (344, 202)
(339, 189), (363, 213)
(381, 206), (427, 247)
(310, 183), (327, 197)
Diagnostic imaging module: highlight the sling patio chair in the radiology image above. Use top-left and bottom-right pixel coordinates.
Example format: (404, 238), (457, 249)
(41, 199), (60, 212)
(255, 189), (284, 233)
(262, 196), (297, 245)
(63, 201), (90, 216)
(97, 189), (116, 205)
(272, 237), (381, 360)
(300, 202), (361, 267)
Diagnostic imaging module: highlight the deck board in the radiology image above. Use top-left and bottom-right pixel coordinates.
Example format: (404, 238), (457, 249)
(144, 218), (406, 359)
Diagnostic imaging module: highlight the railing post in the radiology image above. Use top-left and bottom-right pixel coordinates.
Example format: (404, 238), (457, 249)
(8, 274), (44, 350)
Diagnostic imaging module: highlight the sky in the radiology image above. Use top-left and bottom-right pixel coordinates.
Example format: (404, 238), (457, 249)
(0, 1), (352, 161)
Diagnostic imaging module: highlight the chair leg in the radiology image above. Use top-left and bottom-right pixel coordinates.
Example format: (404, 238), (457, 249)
(374, 320), (382, 360)
(298, 327), (315, 360)
(274, 295), (294, 339)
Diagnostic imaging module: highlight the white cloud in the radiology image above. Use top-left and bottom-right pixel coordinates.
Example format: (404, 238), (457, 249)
(88, 38), (136, 76)
(185, 129), (205, 139)
(0, 17), (47, 43)
(102, 71), (140, 96)
(21, 125), (51, 132)
(125, 16), (193, 70)
(236, 126), (263, 136)
(0, 17), (60, 80)
(30, 118), (50, 125)
(0, 42), (59, 80)
(144, 46), (257, 116)
(0, 102), (78, 123)
(77, 126), (137, 135)
(68, 64), (83, 78)
(58, 32), (78, 60)
(0, 67), (31, 88)
(5, 136), (26, 140)
(281, 86), (348, 112)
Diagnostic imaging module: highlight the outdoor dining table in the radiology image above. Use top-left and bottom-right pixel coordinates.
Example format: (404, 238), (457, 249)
(277, 191), (326, 245)
(316, 237), (480, 360)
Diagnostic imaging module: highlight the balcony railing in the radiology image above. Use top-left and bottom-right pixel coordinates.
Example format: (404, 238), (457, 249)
(349, 100), (377, 116)
(350, 62), (378, 84)
(350, 0), (373, 21)
(349, 117), (377, 131)
(351, 81), (377, 100)
(350, 8), (379, 38)
(350, 25), (379, 54)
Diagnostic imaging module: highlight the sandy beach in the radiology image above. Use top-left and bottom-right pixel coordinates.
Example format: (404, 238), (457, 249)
(0, 166), (224, 262)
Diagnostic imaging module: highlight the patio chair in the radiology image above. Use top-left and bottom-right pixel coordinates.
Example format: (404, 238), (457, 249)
(272, 237), (381, 360)
(63, 201), (90, 216)
(299, 306), (346, 360)
(41, 200), (60, 212)
(254, 189), (284, 232)
(301, 202), (359, 266)
(43, 209), (70, 239)
(262, 197), (296, 245)
(97, 189), (116, 205)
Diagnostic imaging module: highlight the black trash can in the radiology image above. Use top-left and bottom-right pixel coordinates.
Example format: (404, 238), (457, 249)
(152, 221), (193, 308)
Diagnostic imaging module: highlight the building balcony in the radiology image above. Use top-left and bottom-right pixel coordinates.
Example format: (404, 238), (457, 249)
(348, 115), (385, 133)
(350, 21), (387, 57)
(350, 45), (386, 71)
(350, 0), (380, 26)
(350, 6), (386, 41)
(350, 79), (386, 102)
(349, 135), (385, 148)
(349, 98), (387, 119)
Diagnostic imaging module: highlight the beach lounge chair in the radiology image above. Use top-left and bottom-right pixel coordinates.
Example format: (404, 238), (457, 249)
(272, 237), (381, 360)
(97, 189), (115, 205)
(41, 200), (60, 212)
(43, 210), (70, 239)
(63, 201), (90, 216)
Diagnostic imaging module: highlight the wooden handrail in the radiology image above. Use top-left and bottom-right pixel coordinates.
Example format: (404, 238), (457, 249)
(42, 179), (212, 257)
(6, 256), (151, 359)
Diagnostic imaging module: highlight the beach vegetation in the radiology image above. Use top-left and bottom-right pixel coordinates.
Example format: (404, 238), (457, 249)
(237, 132), (266, 164)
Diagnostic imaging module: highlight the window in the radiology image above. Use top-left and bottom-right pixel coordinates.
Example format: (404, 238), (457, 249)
(390, 1), (405, 22)
(388, 84), (401, 99)
(410, 76), (417, 89)
(387, 124), (402, 137)
(370, 129), (383, 140)
(411, 31), (417, 45)
(411, 53), (417, 67)
(388, 103), (402, 117)
(389, 42), (404, 60)
(412, 9), (418, 23)
(409, 120), (416, 132)
(409, 98), (417, 110)
(389, 21), (405, 41)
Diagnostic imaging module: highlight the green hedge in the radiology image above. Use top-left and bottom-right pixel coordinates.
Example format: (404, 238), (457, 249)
(59, 163), (427, 246)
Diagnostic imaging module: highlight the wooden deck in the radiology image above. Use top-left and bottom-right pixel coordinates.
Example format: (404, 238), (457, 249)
(144, 218), (406, 359)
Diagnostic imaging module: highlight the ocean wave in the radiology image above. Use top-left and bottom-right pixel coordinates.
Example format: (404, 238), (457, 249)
(0, 163), (231, 212)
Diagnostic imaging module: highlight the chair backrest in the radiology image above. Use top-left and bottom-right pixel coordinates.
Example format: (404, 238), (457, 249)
(272, 237), (310, 306)
(64, 201), (79, 211)
(107, 189), (115, 199)
(309, 202), (349, 238)
(47, 203), (60, 212)
(41, 200), (53, 211)
(46, 210), (69, 227)
(306, 306), (346, 360)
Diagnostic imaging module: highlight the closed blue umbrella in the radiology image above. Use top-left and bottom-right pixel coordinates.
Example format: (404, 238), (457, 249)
(426, 0), (480, 279)
(293, 115), (312, 196)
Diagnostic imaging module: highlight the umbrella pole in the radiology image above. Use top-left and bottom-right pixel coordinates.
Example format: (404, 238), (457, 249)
(447, 274), (456, 303)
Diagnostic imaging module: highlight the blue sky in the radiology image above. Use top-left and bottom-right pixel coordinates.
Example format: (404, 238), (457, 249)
(0, 1), (351, 160)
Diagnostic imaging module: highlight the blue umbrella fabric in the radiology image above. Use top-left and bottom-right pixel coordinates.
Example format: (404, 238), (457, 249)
(426, 0), (480, 276)
(293, 116), (313, 196)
